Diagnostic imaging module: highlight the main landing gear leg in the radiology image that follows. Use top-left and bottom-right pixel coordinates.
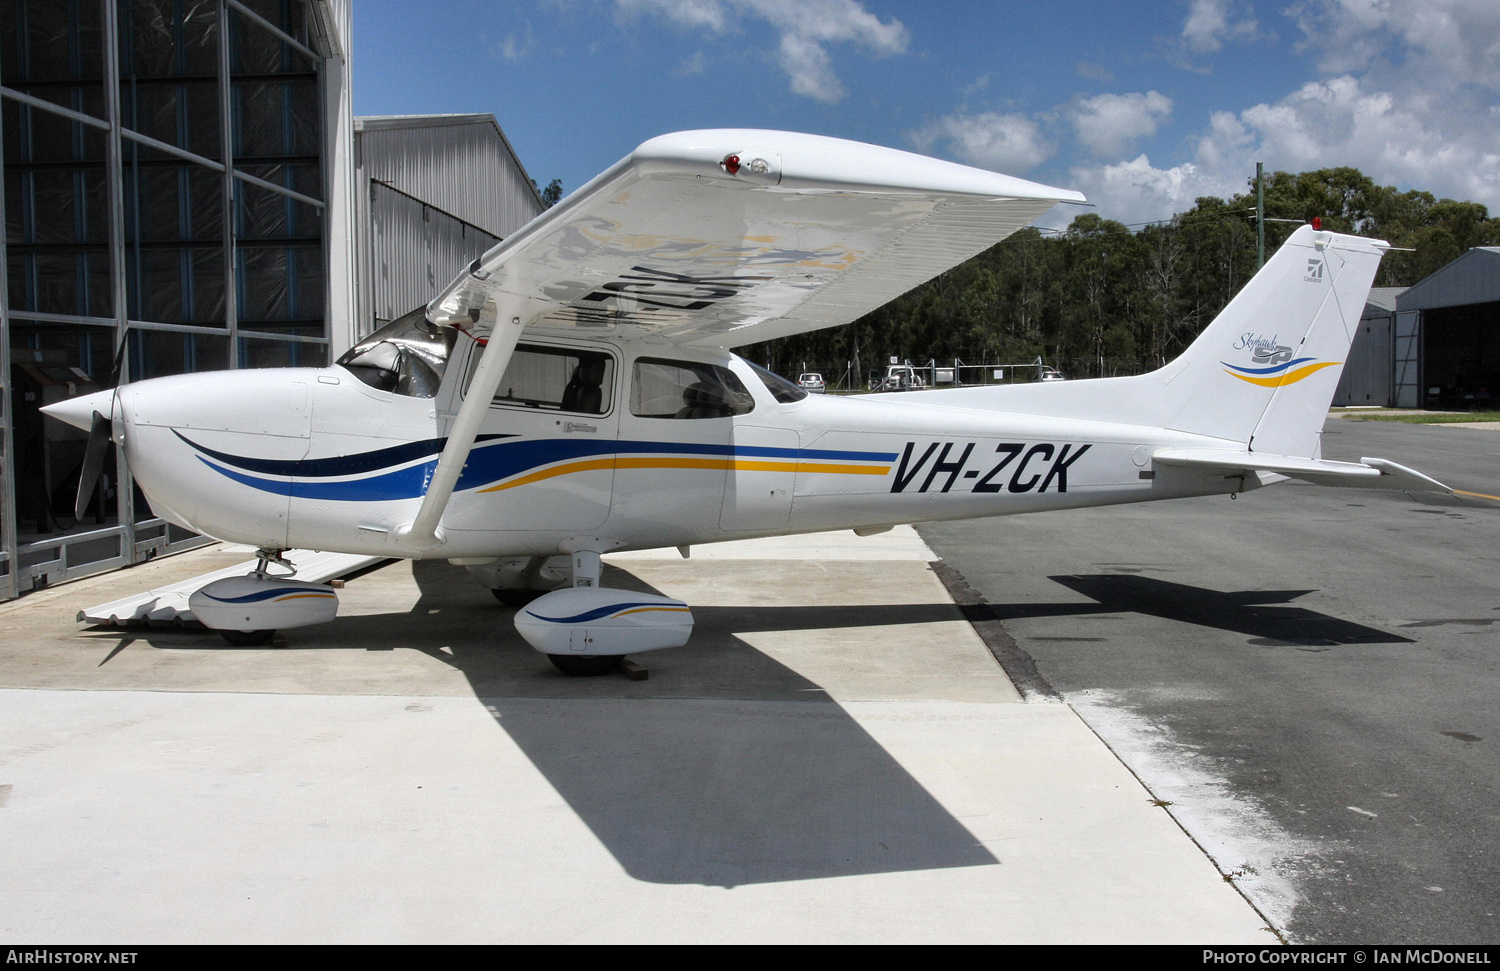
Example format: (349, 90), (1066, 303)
(545, 549), (627, 677)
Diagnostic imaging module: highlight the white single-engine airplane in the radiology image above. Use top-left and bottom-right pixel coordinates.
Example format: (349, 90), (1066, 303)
(44, 130), (1450, 674)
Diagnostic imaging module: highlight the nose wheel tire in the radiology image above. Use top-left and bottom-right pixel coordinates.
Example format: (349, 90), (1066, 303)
(220, 629), (276, 647)
(548, 654), (624, 677)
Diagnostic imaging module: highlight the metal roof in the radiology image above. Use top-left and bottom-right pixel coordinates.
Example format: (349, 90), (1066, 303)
(1364, 287), (1406, 315)
(1397, 247), (1500, 312)
(354, 113), (544, 237)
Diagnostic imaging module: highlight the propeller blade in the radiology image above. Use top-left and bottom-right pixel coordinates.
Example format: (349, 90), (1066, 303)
(74, 410), (112, 522)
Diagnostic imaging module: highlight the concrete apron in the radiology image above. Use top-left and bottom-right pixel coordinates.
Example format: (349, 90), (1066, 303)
(0, 529), (1269, 943)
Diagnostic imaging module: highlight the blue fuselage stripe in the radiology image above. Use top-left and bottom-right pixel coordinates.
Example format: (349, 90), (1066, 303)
(189, 436), (899, 501)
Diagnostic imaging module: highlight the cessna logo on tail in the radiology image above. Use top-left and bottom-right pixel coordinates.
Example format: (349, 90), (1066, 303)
(1304, 258), (1324, 282)
(891, 441), (1092, 495)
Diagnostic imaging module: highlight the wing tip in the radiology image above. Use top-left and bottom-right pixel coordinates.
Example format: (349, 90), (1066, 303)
(631, 129), (1084, 204)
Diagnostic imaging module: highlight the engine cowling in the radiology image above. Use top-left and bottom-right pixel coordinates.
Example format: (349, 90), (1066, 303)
(189, 575), (340, 631)
(513, 588), (693, 656)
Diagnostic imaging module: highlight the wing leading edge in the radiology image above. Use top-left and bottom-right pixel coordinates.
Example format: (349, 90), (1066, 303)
(427, 130), (1085, 346)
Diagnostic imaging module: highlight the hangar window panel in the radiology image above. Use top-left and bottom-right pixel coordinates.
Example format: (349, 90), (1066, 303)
(230, 78), (320, 160)
(0, 0), (106, 121)
(126, 247), (225, 325)
(235, 243), (320, 330)
(631, 359), (755, 419)
(118, 0), (220, 157)
(230, 2), (312, 72)
(239, 336), (324, 370)
(3, 101), (112, 318)
(128, 328), (230, 381)
(235, 0), (310, 47)
(11, 324), (118, 383)
(119, 79), (221, 159)
(235, 169), (322, 236)
(123, 144), (222, 243)
(121, 142), (224, 326)
(121, 0), (219, 78)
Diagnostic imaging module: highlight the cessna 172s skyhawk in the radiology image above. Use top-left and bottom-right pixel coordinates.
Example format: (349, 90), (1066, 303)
(44, 130), (1449, 674)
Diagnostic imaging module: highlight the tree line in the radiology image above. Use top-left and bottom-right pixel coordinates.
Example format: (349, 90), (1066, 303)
(741, 167), (1500, 386)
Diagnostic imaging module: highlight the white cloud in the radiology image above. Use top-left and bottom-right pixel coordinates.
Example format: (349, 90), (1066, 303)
(1224, 75), (1500, 205)
(1181, 0), (1260, 55)
(1066, 1), (1500, 225)
(1069, 72), (1500, 227)
(908, 112), (1054, 174)
(614, 0), (908, 102)
(616, 0), (730, 33)
(489, 26), (534, 62)
(1069, 91), (1173, 158)
(1075, 61), (1115, 83)
(1060, 155), (1242, 229)
(1290, 0), (1500, 87)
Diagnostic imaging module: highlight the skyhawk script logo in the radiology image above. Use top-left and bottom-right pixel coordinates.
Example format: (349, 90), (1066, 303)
(1221, 333), (1337, 387)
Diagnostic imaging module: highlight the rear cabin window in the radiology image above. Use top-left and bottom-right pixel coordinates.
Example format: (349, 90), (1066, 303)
(631, 358), (755, 419)
(466, 344), (615, 415)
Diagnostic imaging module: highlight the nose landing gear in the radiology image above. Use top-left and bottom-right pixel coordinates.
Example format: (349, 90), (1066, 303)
(188, 549), (341, 647)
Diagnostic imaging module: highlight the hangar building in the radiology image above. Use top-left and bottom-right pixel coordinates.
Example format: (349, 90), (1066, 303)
(1394, 247), (1500, 410)
(1333, 248), (1500, 410)
(1, 0), (542, 600)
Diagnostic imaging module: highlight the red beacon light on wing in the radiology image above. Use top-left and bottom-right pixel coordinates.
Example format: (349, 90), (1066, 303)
(720, 152), (778, 181)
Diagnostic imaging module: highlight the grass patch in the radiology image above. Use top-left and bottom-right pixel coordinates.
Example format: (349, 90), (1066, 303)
(1342, 411), (1500, 424)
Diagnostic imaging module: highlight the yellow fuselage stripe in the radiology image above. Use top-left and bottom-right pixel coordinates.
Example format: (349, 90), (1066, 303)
(478, 457), (890, 492)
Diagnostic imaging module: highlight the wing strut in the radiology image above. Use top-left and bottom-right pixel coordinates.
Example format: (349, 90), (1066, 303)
(395, 304), (526, 551)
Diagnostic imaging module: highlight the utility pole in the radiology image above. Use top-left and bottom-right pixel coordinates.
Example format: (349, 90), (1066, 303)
(1256, 161), (1265, 269)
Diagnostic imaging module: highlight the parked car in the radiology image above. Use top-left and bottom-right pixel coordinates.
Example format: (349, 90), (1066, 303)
(797, 372), (826, 393)
(871, 364), (925, 392)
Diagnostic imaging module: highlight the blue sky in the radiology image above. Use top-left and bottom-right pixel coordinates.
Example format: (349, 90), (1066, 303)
(353, 1), (1500, 228)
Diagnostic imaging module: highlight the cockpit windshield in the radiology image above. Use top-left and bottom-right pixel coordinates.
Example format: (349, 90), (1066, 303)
(336, 307), (457, 398)
(746, 360), (808, 403)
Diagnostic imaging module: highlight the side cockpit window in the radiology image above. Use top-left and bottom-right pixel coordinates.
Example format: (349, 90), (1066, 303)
(631, 358), (755, 419)
(336, 307), (457, 398)
(466, 344), (615, 416)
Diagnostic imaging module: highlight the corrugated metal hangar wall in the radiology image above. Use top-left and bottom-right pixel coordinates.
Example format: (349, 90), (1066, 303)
(354, 114), (544, 338)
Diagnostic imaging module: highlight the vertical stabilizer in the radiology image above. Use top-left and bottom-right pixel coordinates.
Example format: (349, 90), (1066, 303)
(1159, 226), (1387, 456)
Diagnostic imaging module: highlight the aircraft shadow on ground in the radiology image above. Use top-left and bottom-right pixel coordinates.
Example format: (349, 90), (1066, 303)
(81, 562), (1402, 884)
(409, 559), (996, 887)
(79, 562), (998, 886)
(971, 573), (1412, 646)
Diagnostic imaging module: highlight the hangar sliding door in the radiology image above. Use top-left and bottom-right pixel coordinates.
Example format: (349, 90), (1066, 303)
(1394, 311), (1421, 409)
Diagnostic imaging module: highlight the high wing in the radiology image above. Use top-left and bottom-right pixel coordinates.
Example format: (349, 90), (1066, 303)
(401, 131), (1082, 550)
(426, 129), (1084, 347)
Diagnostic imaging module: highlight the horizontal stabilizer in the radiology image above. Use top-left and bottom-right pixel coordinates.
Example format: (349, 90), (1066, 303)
(1152, 448), (1452, 493)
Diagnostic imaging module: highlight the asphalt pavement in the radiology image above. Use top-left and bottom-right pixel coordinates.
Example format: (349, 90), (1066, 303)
(918, 417), (1500, 943)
